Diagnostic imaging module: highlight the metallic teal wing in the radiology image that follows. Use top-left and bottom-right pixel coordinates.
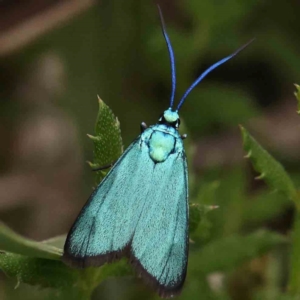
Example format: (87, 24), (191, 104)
(63, 138), (154, 267)
(130, 150), (188, 298)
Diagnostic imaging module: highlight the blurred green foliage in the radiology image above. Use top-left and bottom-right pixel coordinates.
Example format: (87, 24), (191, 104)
(1, 0), (300, 299)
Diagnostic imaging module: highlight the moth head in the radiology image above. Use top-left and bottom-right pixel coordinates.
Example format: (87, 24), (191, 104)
(158, 108), (180, 129)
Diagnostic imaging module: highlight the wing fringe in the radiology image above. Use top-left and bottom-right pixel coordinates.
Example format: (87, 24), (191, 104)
(62, 244), (130, 268)
(129, 249), (186, 298)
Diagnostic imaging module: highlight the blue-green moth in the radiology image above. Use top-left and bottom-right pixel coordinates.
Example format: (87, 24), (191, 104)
(63, 7), (252, 298)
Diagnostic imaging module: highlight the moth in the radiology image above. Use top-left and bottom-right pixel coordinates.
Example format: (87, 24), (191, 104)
(63, 6), (252, 298)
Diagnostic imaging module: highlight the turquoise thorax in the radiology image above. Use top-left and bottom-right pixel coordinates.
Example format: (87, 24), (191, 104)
(140, 110), (183, 163)
(149, 130), (175, 162)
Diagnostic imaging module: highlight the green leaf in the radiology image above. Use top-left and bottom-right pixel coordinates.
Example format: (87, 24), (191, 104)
(0, 253), (98, 299)
(189, 204), (202, 234)
(0, 222), (61, 260)
(195, 181), (220, 206)
(0, 254), (83, 289)
(0, 252), (132, 298)
(189, 181), (220, 240)
(43, 235), (66, 249)
(0, 253), (132, 289)
(88, 97), (123, 184)
(244, 191), (290, 226)
(189, 203), (218, 234)
(294, 84), (300, 114)
(189, 230), (287, 275)
(240, 126), (299, 209)
(0, 225), (132, 295)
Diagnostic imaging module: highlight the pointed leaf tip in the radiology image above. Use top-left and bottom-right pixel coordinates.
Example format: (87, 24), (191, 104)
(244, 150), (252, 158)
(208, 205), (219, 210)
(86, 161), (99, 169)
(255, 173), (266, 180)
(97, 95), (103, 104)
(87, 134), (101, 142)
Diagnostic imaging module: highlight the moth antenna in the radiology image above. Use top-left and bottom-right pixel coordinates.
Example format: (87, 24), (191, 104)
(176, 38), (255, 111)
(157, 5), (177, 109)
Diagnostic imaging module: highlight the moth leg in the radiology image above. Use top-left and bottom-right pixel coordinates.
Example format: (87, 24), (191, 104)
(92, 161), (116, 171)
(140, 122), (148, 133)
(181, 133), (187, 140)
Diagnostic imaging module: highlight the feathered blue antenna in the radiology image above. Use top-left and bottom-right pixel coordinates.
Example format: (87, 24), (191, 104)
(176, 38), (255, 111)
(157, 5), (176, 109)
